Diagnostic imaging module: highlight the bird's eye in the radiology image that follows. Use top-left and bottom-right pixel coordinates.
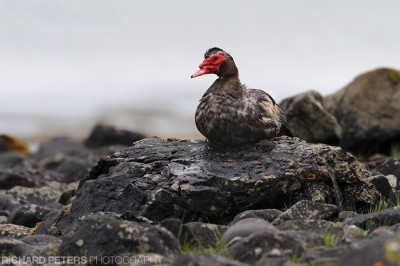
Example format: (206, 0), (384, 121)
(212, 56), (218, 61)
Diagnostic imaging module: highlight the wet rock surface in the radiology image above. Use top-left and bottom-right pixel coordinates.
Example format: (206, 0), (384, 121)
(2, 133), (400, 265)
(70, 137), (380, 223)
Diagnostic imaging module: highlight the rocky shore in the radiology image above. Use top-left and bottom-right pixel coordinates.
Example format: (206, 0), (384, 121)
(1, 68), (400, 265)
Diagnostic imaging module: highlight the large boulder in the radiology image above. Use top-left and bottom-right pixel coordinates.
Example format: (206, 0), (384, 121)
(324, 68), (400, 155)
(280, 90), (341, 145)
(70, 137), (380, 223)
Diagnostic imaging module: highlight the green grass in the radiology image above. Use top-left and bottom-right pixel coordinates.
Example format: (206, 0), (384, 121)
(178, 225), (227, 255)
(322, 232), (337, 248)
(390, 144), (400, 159)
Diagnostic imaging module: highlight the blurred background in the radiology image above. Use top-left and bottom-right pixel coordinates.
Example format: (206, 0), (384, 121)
(1, 0), (399, 141)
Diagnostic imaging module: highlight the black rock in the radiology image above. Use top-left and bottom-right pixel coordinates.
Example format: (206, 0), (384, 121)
(367, 174), (393, 198)
(85, 124), (145, 148)
(70, 137), (380, 224)
(8, 203), (59, 228)
(58, 214), (179, 259)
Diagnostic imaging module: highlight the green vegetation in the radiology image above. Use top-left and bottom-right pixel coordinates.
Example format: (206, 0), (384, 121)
(288, 251), (302, 263)
(389, 144), (400, 159)
(178, 226), (227, 255)
(323, 232), (337, 248)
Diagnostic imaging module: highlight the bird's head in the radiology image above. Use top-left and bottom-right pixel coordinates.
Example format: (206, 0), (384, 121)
(191, 47), (237, 78)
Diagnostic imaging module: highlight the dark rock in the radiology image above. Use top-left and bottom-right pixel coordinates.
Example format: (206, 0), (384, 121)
(338, 233), (400, 266)
(229, 209), (282, 224)
(224, 230), (305, 264)
(8, 203), (59, 228)
(367, 174), (394, 200)
(223, 218), (278, 244)
(35, 207), (74, 237)
(0, 224), (31, 238)
(272, 200), (339, 225)
(171, 254), (249, 266)
(344, 207), (400, 231)
(0, 152), (25, 167)
(58, 214), (179, 259)
(85, 124), (145, 148)
(375, 159), (400, 188)
(21, 235), (61, 257)
(0, 168), (36, 189)
(70, 137), (380, 224)
(280, 90), (341, 145)
(324, 68), (400, 155)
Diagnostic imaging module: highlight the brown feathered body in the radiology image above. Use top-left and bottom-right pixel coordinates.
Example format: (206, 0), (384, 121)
(192, 48), (291, 146)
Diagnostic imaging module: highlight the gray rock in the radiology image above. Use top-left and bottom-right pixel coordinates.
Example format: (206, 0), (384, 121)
(273, 200), (339, 225)
(0, 237), (39, 257)
(229, 209), (282, 224)
(280, 90), (341, 145)
(0, 152), (25, 167)
(302, 246), (347, 266)
(338, 211), (358, 222)
(58, 214), (179, 258)
(0, 224), (31, 239)
(223, 218), (278, 244)
(70, 137), (380, 223)
(324, 68), (400, 155)
(273, 219), (340, 235)
(34, 137), (87, 159)
(5, 181), (74, 205)
(338, 233), (400, 266)
(185, 222), (227, 247)
(344, 207), (400, 231)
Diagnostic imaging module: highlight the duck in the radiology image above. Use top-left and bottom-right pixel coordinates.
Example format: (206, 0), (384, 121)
(191, 47), (291, 147)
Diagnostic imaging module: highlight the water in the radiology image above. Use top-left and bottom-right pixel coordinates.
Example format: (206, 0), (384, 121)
(1, 0), (399, 140)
